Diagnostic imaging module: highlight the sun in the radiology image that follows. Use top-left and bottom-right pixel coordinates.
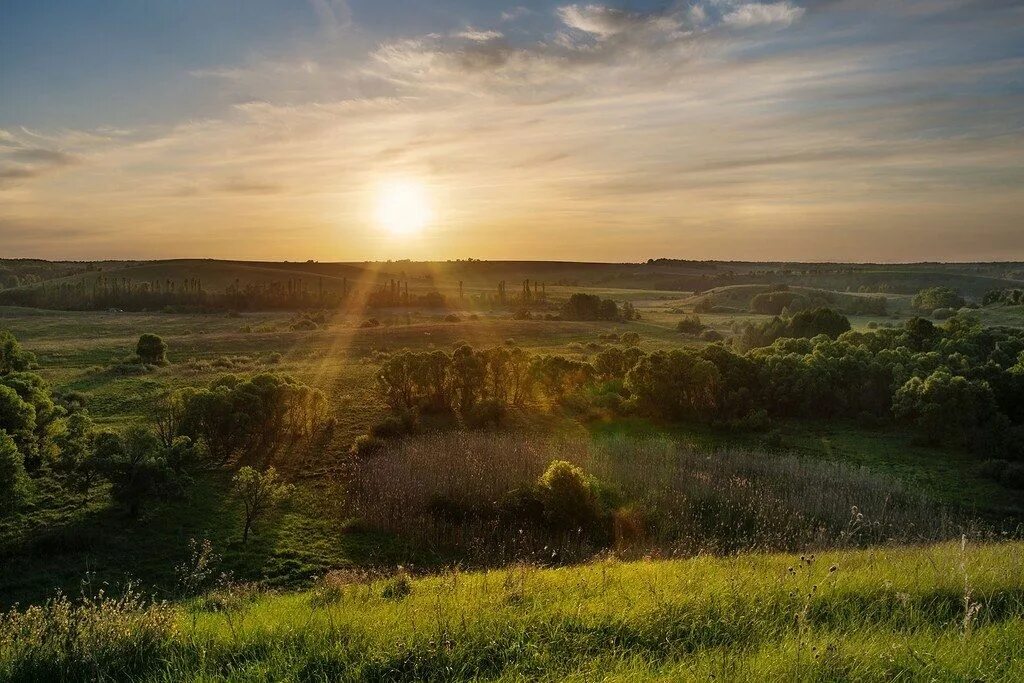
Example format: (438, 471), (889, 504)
(375, 178), (433, 237)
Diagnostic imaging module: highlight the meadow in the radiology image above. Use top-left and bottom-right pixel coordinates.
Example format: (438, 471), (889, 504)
(2, 258), (1024, 680)
(3, 541), (1024, 681)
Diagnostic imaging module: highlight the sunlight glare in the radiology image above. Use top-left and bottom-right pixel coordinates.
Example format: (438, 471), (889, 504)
(375, 179), (433, 237)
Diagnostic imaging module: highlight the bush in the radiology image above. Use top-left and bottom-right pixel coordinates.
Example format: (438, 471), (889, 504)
(561, 293), (619, 321)
(350, 434), (382, 457)
(932, 307), (955, 320)
(700, 329), (723, 342)
(0, 330), (36, 374)
(676, 315), (706, 335)
(444, 313), (461, 323)
(135, 333), (168, 365)
(620, 331), (641, 344)
(0, 430), (29, 515)
(360, 318), (380, 328)
(913, 286), (965, 312)
(1001, 463), (1024, 490)
(370, 412), (417, 439)
(536, 460), (602, 532)
(381, 571), (412, 600)
(466, 398), (505, 428)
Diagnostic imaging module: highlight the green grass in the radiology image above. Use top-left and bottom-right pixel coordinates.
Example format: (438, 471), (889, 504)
(3, 540), (1023, 681)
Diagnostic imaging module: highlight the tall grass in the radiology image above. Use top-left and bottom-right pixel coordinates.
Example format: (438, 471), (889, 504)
(347, 432), (979, 563)
(2, 541), (1023, 681)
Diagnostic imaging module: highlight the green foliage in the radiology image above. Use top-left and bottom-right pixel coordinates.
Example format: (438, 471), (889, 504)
(94, 426), (176, 518)
(561, 293), (619, 321)
(232, 466), (292, 542)
(0, 588), (175, 682)
(675, 315), (706, 335)
(135, 333), (168, 365)
(626, 350), (720, 421)
(536, 460), (602, 532)
(179, 373), (325, 467)
(0, 430), (29, 515)
(913, 286), (965, 312)
(739, 308), (851, 350)
(893, 370), (996, 444)
(0, 330), (35, 375)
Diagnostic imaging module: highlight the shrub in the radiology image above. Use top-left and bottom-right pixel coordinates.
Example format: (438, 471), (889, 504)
(676, 315), (706, 335)
(360, 318), (380, 328)
(444, 313), (461, 323)
(350, 434), (382, 457)
(0, 430), (29, 515)
(0, 330), (36, 374)
(620, 331), (640, 344)
(561, 293), (619, 321)
(135, 333), (168, 365)
(912, 286), (965, 312)
(1001, 463), (1024, 490)
(381, 571), (412, 600)
(466, 398), (505, 427)
(536, 460), (601, 532)
(932, 307), (955, 320)
(370, 412), (417, 439)
(700, 329), (723, 342)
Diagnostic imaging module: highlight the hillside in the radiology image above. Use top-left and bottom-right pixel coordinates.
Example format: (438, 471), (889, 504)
(3, 259), (1024, 309)
(3, 541), (1022, 681)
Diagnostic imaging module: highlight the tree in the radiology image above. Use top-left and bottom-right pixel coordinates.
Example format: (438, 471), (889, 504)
(95, 426), (173, 517)
(626, 349), (721, 421)
(0, 330), (35, 375)
(53, 411), (102, 504)
(136, 333), (168, 365)
(232, 466), (292, 542)
(912, 287), (965, 313)
(0, 430), (29, 515)
(561, 293), (619, 321)
(893, 370), (995, 444)
(153, 391), (186, 448)
(0, 383), (36, 468)
(676, 315), (706, 335)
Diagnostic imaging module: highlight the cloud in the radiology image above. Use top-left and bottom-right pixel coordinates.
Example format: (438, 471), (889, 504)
(500, 6), (531, 22)
(455, 28), (504, 42)
(722, 2), (805, 28)
(556, 5), (675, 38)
(310, 0), (352, 34)
(10, 148), (77, 165)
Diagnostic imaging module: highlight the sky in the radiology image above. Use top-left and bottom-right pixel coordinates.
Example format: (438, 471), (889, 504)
(1, 0), (1023, 263)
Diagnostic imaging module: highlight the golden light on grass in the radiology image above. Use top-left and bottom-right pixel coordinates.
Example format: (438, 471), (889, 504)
(374, 178), (433, 237)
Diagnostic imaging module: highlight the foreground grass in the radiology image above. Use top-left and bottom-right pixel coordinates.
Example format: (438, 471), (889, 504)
(4, 541), (1024, 681)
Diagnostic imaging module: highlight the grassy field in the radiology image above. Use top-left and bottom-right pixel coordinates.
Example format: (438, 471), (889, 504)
(3, 540), (1023, 681)
(2, 296), (1023, 609)
(3, 260), (1024, 679)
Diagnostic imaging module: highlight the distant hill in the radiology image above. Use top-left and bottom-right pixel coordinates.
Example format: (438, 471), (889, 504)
(1, 258), (1022, 311)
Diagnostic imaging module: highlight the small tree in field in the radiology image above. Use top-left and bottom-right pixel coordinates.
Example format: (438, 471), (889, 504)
(136, 333), (168, 365)
(232, 466), (292, 543)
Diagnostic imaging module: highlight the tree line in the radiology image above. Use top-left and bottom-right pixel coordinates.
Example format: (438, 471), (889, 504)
(370, 312), (1024, 465)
